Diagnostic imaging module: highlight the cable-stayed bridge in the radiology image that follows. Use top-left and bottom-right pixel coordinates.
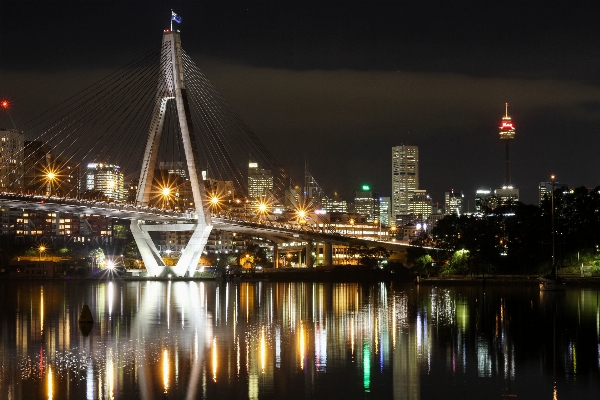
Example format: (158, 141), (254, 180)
(0, 30), (406, 276)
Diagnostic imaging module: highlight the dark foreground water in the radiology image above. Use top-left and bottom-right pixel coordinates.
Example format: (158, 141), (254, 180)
(0, 280), (598, 400)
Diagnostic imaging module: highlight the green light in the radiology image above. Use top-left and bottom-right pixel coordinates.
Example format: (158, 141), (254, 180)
(363, 342), (370, 392)
(362, 185), (370, 191)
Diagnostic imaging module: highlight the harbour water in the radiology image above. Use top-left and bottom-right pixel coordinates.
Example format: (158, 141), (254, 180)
(0, 280), (598, 399)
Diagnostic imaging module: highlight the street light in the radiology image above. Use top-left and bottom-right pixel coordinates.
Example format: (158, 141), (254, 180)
(38, 245), (46, 261)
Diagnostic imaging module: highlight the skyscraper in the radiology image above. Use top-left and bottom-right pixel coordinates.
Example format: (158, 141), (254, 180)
(392, 145), (419, 221)
(0, 128), (24, 190)
(247, 162), (273, 199)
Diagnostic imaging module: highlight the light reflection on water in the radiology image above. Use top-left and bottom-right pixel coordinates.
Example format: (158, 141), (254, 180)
(0, 281), (599, 399)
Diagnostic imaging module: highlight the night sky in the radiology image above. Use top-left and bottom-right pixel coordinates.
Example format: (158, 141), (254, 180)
(2, 1), (600, 207)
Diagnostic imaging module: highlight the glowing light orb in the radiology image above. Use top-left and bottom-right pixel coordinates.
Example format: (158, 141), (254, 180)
(1, 100), (8, 109)
(211, 197), (219, 205)
(258, 203), (267, 212)
(162, 187), (171, 196)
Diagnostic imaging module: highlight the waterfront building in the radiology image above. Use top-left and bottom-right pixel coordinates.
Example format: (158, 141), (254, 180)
(84, 163), (125, 200)
(392, 145), (419, 221)
(0, 128), (24, 190)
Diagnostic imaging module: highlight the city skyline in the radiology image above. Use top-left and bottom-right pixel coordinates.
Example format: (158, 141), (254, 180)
(2, 2), (600, 205)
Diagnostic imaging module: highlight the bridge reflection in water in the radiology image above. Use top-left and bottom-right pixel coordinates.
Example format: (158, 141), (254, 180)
(1, 281), (599, 399)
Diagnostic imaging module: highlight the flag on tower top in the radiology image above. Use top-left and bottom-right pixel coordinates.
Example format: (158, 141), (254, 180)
(171, 11), (182, 24)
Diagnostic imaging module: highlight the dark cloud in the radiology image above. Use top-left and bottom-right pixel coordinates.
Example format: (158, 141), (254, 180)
(2, 1), (600, 206)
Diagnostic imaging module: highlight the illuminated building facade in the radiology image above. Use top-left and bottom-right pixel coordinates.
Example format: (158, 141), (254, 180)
(84, 163), (125, 200)
(392, 145), (419, 221)
(408, 190), (432, 220)
(379, 197), (391, 227)
(445, 190), (463, 216)
(248, 162), (273, 199)
(353, 186), (379, 223)
(0, 128), (24, 190)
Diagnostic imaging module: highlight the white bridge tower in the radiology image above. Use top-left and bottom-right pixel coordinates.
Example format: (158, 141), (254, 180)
(131, 31), (212, 277)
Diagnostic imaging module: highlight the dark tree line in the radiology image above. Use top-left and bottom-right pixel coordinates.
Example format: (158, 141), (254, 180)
(430, 186), (600, 275)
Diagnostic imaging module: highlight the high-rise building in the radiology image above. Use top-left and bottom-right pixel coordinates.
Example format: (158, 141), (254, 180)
(84, 163), (125, 200)
(408, 190), (432, 220)
(445, 190), (463, 216)
(322, 198), (348, 213)
(475, 188), (492, 212)
(248, 162), (273, 199)
(392, 145), (419, 221)
(353, 186), (379, 223)
(379, 197), (391, 227)
(0, 129), (24, 190)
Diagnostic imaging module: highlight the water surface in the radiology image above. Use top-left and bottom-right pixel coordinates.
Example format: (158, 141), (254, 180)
(0, 280), (598, 399)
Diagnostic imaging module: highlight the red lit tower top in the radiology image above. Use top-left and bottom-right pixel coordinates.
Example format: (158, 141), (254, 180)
(499, 103), (515, 140)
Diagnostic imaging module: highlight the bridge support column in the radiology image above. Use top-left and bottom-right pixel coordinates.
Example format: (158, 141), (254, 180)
(273, 243), (279, 268)
(306, 241), (314, 269)
(324, 242), (333, 266)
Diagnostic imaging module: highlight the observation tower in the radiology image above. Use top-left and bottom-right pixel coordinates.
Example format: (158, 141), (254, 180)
(499, 103), (515, 188)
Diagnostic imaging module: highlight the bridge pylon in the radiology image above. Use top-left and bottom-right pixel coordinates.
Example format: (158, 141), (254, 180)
(131, 31), (212, 277)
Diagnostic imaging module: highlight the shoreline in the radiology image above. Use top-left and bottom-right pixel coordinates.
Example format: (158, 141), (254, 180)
(2, 270), (600, 286)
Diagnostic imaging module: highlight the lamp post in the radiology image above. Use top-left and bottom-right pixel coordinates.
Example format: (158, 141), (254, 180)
(38, 245), (46, 261)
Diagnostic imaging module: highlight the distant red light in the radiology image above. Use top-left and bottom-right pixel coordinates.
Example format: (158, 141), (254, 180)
(1, 100), (8, 109)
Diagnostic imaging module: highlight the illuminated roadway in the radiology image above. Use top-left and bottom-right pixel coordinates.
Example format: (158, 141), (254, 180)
(0, 192), (410, 250)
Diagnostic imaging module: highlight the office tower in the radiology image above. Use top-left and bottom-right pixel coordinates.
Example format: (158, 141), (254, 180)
(445, 190), (463, 216)
(0, 128), (24, 190)
(475, 188), (492, 212)
(499, 103), (515, 188)
(84, 163), (125, 200)
(248, 162), (273, 199)
(392, 145), (419, 220)
(322, 198), (348, 213)
(408, 190), (432, 220)
(353, 186), (379, 223)
(379, 197), (391, 227)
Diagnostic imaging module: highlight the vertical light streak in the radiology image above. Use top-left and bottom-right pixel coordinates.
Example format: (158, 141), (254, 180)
(106, 350), (115, 400)
(276, 326), (281, 369)
(375, 317), (379, 354)
(163, 349), (170, 393)
(351, 315), (355, 356)
(225, 283), (229, 325)
(40, 286), (44, 335)
(215, 286), (219, 324)
(212, 336), (218, 382)
(299, 323), (305, 370)
(108, 281), (114, 318)
(363, 342), (371, 392)
(236, 336), (240, 377)
(47, 366), (53, 400)
(86, 361), (94, 399)
(261, 326), (266, 373)
(167, 280), (171, 330)
(392, 299), (396, 349)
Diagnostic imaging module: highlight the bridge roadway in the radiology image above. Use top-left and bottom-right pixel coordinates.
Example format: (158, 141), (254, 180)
(0, 192), (409, 250)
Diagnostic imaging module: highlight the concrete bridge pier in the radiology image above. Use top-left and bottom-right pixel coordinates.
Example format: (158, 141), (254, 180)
(273, 243), (279, 268)
(306, 241), (314, 268)
(323, 242), (333, 266)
